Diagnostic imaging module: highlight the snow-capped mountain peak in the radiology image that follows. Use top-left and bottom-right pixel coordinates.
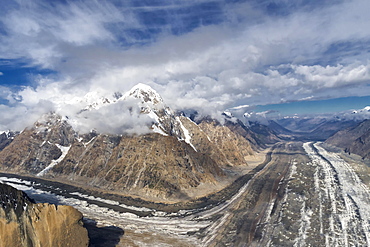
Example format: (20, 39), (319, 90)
(52, 83), (191, 136)
(123, 83), (164, 105)
(77, 83), (164, 114)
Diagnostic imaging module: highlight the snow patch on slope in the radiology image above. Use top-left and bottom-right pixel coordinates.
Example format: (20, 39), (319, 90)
(176, 117), (197, 152)
(152, 125), (168, 136)
(37, 144), (71, 176)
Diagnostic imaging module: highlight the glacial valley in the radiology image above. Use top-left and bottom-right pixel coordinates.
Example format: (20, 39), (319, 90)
(2, 140), (370, 246)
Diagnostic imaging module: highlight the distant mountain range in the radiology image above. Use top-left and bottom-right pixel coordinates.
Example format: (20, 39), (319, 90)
(326, 119), (370, 160)
(270, 117), (359, 141)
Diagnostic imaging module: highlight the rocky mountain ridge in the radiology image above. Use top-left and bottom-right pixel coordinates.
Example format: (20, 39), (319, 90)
(0, 84), (268, 202)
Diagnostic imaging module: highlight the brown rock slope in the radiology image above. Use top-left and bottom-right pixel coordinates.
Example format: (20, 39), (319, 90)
(51, 116), (258, 201)
(52, 132), (225, 200)
(0, 183), (88, 247)
(326, 119), (370, 159)
(197, 119), (254, 167)
(0, 115), (259, 202)
(0, 113), (75, 174)
(0, 115), (263, 202)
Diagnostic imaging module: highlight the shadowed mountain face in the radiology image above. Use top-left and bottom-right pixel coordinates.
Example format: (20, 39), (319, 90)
(248, 121), (281, 144)
(0, 131), (18, 152)
(326, 119), (370, 159)
(0, 183), (88, 247)
(0, 84), (268, 202)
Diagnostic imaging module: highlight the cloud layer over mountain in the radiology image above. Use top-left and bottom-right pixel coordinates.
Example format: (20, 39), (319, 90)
(1, 0), (370, 132)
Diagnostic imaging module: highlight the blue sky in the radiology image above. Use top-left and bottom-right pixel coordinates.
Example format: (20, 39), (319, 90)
(0, 0), (370, 130)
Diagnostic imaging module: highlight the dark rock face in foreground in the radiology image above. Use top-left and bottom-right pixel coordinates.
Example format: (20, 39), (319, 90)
(326, 119), (370, 159)
(0, 183), (89, 247)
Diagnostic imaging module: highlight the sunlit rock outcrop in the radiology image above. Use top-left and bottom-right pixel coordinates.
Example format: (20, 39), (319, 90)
(0, 183), (88, 247)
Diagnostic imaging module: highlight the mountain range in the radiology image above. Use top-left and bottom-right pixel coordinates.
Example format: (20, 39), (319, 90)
(0, 84), (272, 202)
(1, 84), (370, 246)
(326, 119), (370, 159)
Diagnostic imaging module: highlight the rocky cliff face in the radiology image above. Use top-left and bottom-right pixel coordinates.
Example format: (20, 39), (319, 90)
(326, 119), (370, 159)
(0, 84), (261, 202)
(0, 183), (88, 247)
(0, 113), (76, 174)
(197, 119), (255, 167)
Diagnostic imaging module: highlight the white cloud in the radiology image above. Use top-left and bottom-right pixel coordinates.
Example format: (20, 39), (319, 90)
(0, 0), (127, 68)
(0, 72), (3, 76)
(0, 101), (54, 132)
(292, 63), (370, 88)
(0, 86), (11, 100)
(1, 0), (370, 132)
(69, 98), (153, 135)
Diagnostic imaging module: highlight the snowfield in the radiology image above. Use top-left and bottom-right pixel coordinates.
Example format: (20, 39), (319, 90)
(36, 144), (71, 177)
